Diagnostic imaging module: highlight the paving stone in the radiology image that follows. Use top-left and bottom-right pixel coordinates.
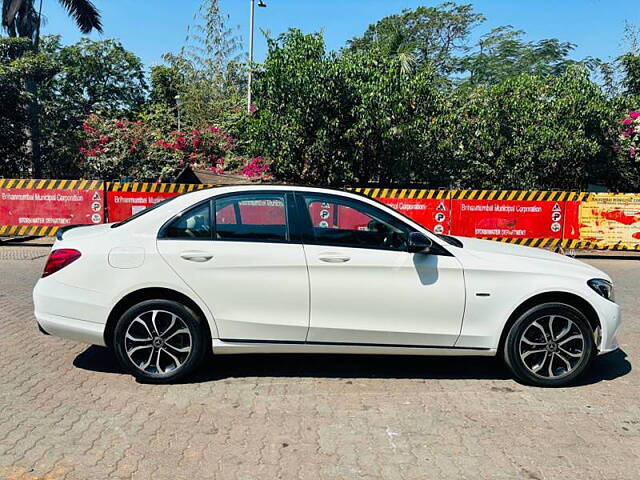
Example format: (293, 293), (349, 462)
(0, 250), (638, 479)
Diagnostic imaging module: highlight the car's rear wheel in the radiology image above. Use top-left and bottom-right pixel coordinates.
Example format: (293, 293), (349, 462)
(503, 303), (596, 387)
(114, 299), (207, 383)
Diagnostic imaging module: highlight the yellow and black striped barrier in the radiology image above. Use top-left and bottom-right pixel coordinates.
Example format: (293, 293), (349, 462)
(449, 189), (589, 202)
(0, 178), (102, 191)
(353, 187), (449, 200)
(0, 225), (60, 237)
(1, 180), (639, 251)
(107, 182), (213, 193)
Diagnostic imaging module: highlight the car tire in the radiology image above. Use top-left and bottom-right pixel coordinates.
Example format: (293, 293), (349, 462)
(114, 299), (207, 383)
(503, 302), (596, 387)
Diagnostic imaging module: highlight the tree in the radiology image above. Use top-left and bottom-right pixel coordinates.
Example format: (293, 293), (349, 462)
(0, 35), (57, 177)
(619, 22), (640, 97)
(249, 30), (347, 184)
(249, 29), (446, 185)
(0, 36), (31, 176)
(154, 0), (246, 129)
(2, 0), (101, 37)
(1, 0), (102, 176)
(459, 26), (598, 86)
(429, 68), (622, 190)
(620, 53), (640, 96)
(36, 37), (147, 177)
(347, 3), (484, 75)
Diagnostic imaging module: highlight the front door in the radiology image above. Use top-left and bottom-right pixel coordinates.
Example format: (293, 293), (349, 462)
(157, 192), (309, 342)
(297, 192), (465, 347)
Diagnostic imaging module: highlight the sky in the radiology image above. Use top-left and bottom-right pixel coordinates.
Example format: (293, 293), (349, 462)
(41, 0), (640, 68)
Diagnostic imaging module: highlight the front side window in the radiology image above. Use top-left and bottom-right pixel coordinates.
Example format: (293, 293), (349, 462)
(163, 202), (212, 239)
(300, 194), (410, 251)
(214, 194), (289, 242)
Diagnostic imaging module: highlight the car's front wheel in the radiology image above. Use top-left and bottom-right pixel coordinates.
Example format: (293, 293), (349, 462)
(113, 299), (207, 383)
(503, 303), (596, 387)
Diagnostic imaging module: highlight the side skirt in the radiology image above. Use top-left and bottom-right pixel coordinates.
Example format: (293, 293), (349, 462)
(212, 339), (496, 357)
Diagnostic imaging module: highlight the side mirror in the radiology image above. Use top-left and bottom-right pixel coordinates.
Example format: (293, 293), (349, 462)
(408, 232), (433, 254)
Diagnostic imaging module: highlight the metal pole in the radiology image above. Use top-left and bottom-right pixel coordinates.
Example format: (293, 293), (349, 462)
(175, 95), (182, 131)
(247, 0), (255, 113)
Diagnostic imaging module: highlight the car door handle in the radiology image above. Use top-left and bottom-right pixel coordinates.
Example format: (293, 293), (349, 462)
(318, 255), (351, 263)
(180, 252), (213, 262)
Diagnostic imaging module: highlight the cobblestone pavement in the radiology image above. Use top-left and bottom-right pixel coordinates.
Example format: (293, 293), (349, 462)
(0, 247), (638, 480)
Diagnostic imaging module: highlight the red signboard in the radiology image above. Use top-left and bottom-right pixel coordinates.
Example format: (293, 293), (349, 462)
(106, 191), (179, 223)
(0, 183), (104, 228)
(450, 199), (565, 238)
(376, 197), (451, 234)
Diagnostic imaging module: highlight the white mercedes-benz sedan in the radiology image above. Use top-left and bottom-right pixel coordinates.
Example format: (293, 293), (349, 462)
(33, 186), (621, 387)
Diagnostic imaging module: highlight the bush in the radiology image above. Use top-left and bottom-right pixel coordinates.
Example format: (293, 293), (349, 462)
(80, 115), (270, 181)
(619, 111), (640, 160)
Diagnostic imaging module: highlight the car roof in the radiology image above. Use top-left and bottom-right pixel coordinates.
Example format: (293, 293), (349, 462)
(180, 184), (367, 202)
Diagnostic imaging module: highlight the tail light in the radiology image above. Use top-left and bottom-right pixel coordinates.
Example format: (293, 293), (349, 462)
(42, 249), (81, 278)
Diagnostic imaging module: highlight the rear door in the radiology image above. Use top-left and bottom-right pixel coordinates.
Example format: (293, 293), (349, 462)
(157, 191), (310, 342)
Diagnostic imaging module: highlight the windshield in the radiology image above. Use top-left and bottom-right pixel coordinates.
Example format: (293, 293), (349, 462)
(111, 196), (178, 228)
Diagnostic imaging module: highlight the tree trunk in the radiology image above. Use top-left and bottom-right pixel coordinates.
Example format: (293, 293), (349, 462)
(25, 76), (42, 178)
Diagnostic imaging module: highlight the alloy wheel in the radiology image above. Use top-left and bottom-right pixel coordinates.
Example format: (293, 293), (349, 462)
(124, 310), (193, 375)
(518, 315), (586, 379)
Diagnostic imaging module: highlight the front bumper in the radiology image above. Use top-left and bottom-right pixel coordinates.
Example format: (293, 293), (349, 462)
(596, 298), (622, 355)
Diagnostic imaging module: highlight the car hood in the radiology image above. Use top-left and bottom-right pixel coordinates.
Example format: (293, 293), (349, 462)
(451, 236), (609, 280)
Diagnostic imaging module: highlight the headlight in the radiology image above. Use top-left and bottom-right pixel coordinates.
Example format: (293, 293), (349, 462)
(588, 278), (614, 302)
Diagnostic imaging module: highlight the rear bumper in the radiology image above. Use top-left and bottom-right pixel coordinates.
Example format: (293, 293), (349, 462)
(35, 312), (106, 346)
(33, 278), (108, 346)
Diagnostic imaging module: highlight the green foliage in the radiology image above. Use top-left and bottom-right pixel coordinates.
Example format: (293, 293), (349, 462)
(182, 0), (242, 74)
(149, 64), (183, 108)
(2, 0), (103, 176)
(2, 0), (102, 38)
(0, 37), (30, 176)
(251, 29), (448, 185)
(35, 37), (147, 177)
(460, 26), (598, 86)
(51, 37), (146, 117)
(248, 29), (639, 191)
(621, 53), (640, 96)
(0, 36), (57, 176)
(432, 69), (621, 189)
(149, 0), (246, 129)
(347, 2), (483, 75)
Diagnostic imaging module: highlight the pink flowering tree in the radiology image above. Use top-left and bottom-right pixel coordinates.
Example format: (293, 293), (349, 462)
(619, 111), (640, 161)
(80, 115), (271, 181)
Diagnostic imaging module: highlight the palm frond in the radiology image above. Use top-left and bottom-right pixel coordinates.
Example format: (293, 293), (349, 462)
(16, 0), (38, 37)
(3, 0), (25, 28)
(399, 51), (417, 76)
(56, 0), (102, 33)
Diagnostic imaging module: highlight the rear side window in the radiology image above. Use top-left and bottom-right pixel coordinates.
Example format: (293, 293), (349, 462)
(214, 194), (289, 242)
(163, 202), (212, 239)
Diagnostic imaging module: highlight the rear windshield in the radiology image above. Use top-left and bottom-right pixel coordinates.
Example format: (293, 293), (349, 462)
(111, 196), (178, 228)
